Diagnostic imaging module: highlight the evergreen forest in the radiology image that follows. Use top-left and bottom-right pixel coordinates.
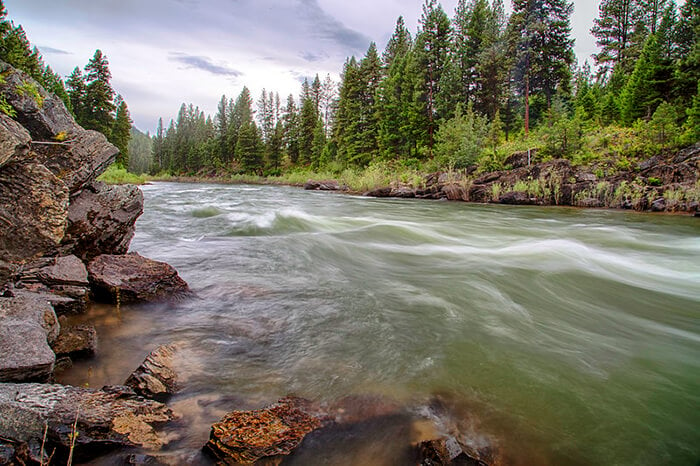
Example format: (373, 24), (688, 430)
(1, 0), (699, 184)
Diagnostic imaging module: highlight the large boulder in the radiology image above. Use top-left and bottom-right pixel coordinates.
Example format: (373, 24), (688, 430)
(125, 345), (178, 401)
(0, 383), (174, 463)
(32, 130), (119, 194)
(88, 253), (190, 303)
(203, 397), (326, 464)
(0, 292), (59, 382)
(0, 112), (31, 169)
(0, 60), (79, 141)
(0, 161), (69, 262)
(0, 61), (118, 192)
(61, 182), (144, 260)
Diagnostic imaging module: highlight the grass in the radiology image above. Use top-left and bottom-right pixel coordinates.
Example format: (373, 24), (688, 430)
(97, 164), (148, 185)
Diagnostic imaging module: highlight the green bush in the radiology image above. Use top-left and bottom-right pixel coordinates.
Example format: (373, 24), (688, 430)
(97, 164), (147, 185)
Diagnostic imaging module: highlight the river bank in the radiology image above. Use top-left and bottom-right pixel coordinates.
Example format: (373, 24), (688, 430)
(134, 143), (700, 217)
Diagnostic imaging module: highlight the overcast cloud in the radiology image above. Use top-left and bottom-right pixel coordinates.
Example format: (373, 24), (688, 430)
(8, 0), (602, 132)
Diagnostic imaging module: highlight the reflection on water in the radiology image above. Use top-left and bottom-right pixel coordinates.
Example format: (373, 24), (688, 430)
(59, 182), (700, 465)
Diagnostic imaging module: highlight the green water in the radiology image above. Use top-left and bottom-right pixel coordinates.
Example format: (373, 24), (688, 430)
(62, 183), (700, 465)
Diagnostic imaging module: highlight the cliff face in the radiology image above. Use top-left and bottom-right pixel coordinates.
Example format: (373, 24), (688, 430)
(0, 60), (142, 277)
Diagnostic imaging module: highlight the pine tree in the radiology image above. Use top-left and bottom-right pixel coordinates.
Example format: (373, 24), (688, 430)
(111, 95), (132, 168)
(83, 50), (116, 135)
(383, 16), (413, 67)
(512, 0), (575, 134)
(66, 67), (86, 121)
(591, 0), (640, 78)
(151, 117), (165, 173)
(414, 0), (453, 154)
(620, 34), (665, 123)
(227, 87), (254, 162)
(235, 122), (262, 173)
(282, 94), (300, 164)
(215, 94), (229, 165)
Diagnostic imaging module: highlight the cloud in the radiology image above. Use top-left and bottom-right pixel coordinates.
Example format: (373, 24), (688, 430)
(38, 45), (71, 55)
(300, 51), (329, 62)
(298, 0), (371, 53)
(168, 53), (242, 77)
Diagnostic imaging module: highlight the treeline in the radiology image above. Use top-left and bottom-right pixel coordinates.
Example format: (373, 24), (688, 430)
(0, 1), (133, 167)
(151, 0), (699, 177)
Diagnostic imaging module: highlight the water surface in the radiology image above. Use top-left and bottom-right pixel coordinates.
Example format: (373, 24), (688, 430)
(62, 182), (700, 465)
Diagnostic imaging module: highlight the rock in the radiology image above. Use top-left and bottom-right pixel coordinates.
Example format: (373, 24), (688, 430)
(0, 61), (79, 141)
(0, 436), (46, 465)
(304, 180), (340, 191)
(504, 149), (537, 169)
(13, 286), (87, 316)
(0, 293), (59, 382)
(32, 130), (119, 194)
(125, 345), (178, 401)
(442, 184), (469, 201)
(61, 182), (143, 260)
(35, 255), (89, 287)
(418, 437), (488, 466)
(0, 383), (174, 463)
(499, 191), (535, 205)
(88, 253), (190, 304)
(577, 197), (603, 208)
(50, 324), (97, 359)
(203, 397), (326, 465)
(651, 197), (667, 212)
(0, 113), (31, 169)
(364, 186), (393, 197)
(0, 162), (69, 262)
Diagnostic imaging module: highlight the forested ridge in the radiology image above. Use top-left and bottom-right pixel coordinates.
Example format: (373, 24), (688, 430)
(1, 0), (698, 187)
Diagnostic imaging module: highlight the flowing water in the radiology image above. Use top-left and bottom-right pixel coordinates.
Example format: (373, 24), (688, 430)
(61, 182), (700, 465)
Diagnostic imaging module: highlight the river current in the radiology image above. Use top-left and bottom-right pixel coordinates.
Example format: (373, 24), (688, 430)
(61, 182), (700, 465)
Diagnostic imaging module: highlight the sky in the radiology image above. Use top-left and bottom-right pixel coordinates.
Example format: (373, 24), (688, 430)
(7, 0), (602, 133)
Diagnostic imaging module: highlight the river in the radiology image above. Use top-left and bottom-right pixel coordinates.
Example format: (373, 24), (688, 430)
(60, 182), (700, 465)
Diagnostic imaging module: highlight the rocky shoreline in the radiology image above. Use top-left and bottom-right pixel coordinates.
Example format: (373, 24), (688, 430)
(304, 147), (700, 217)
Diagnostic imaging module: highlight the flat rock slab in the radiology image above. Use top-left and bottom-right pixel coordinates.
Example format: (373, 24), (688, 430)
(36, 254), (89, 287)
(51, 324), (97, 359)
(203, 397), (326, 464)
(0, 383), (174, 462)
(125, 344), (178, 401)
(0, 293), (59, 382)
(88, 253), (190, 304)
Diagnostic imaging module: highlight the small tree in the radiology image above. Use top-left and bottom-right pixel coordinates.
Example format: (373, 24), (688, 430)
(646, 101), (679, 148)
(434, 103), (488, 169)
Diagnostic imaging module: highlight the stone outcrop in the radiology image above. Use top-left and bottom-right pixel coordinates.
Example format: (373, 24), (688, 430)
(203, 397), (327, 464)
(0, 383), (174, 462)
(125, 345), (178, 401)
(0, 161), (69, 262)
(0, 292), (59, 382)
(15, 255), (90, 315)
(61, 182), (144, 260)
(88, 253), (190, 304)
(0, 113), (31, 169)
(50, 324), (97, 359)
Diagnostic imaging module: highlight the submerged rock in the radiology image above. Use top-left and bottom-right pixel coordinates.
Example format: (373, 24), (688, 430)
(0, 293), (59, 382)
(61, 182), (144, 260)
(50, 324), (97, 359)
(88, 253), (190, 303)
(125, 344), (178, 401)
(0, 383), (174, 463)
(418, 437), (489, 466)
(203, 397), (326, 464)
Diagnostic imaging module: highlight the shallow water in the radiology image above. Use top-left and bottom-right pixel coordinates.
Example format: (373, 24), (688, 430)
(61, 182), (700, 465)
